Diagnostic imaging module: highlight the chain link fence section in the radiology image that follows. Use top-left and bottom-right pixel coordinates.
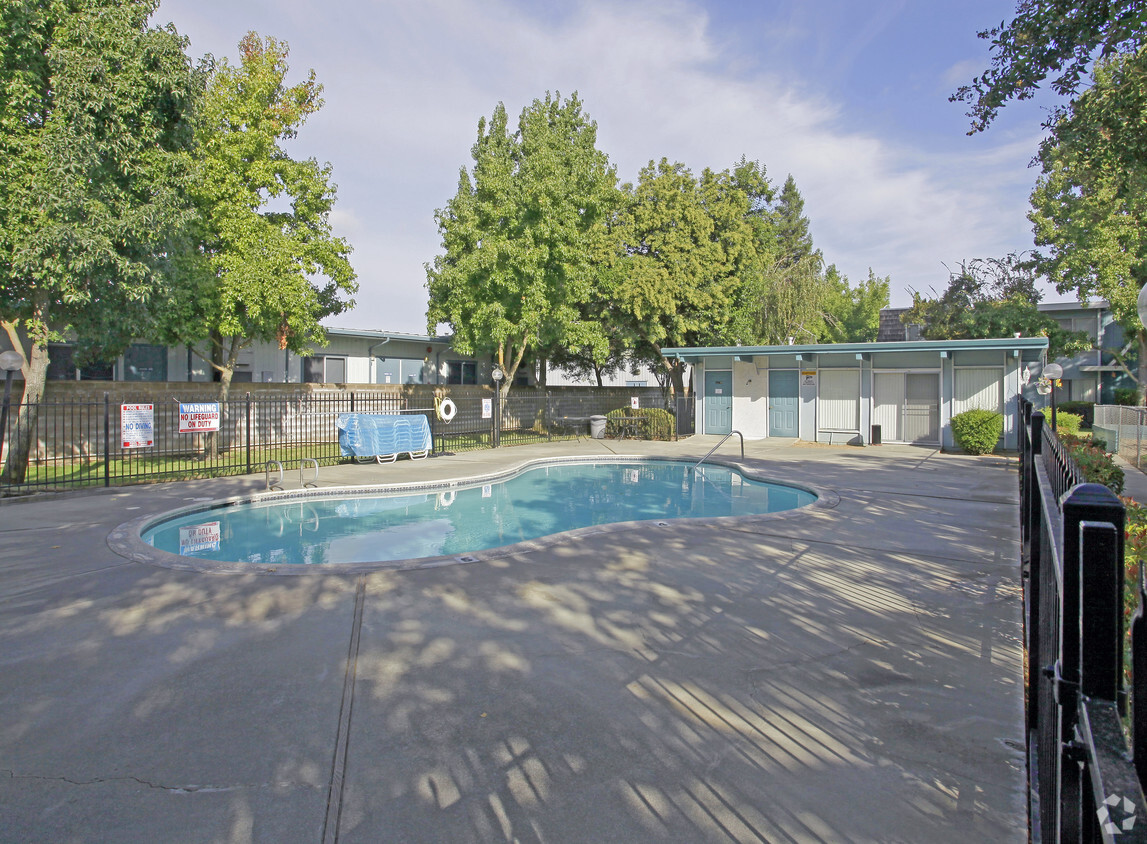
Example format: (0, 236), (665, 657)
(1094, 404), (1147, 469)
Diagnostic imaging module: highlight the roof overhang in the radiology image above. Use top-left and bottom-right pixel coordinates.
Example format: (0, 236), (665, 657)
(663, 336), (1050, 358)
(324, 327), (454, 344)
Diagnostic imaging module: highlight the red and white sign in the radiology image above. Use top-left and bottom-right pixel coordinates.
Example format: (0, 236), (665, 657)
(179, 521), (221, 555)
(179, 402), (220, 433)
(121, 404), (154, 449)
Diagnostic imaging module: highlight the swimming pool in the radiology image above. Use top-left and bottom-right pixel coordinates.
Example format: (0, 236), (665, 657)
(121, 458), (821, 572)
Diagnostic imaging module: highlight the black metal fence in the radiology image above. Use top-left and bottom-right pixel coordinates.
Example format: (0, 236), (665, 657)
(0, 388), (695, 494)
(1019, 397), (1147, 841)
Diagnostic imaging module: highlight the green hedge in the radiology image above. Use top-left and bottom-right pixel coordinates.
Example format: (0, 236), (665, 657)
(1055, 411), (1083, 436)
(1057, 401), (1094, 428)
(605, 406), (675, 440)
(950, 409), (1003, 454)
(1115, 388), (1141, 406)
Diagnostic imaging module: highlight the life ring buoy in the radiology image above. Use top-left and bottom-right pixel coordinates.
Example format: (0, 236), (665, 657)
(438, 490), (455, 507)
(437, 398), (457, 422)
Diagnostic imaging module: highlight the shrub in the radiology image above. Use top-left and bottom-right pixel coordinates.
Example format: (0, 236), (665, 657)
(604, 406), (675, 440)
(1060, 432), (1125, 494)
(1121, 497), (1147, 687)
(950, 409), (1003, 454)
(1115, 387), (1142, 406)
(1058, 400), (1094, 428)
(1054, 411), (1083, 436)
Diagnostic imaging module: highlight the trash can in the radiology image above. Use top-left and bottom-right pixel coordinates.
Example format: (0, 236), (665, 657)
(870, 424), (882, 446)
(589, 415), (607, 439)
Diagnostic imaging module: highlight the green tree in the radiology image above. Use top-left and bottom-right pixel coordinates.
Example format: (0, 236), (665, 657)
(155, 32), (356, 404)
(727, 172), (884, 346)
(819, 267), (890, 343)
(902, 255), (1089, 357)
(952, 0), (1147, 133)
(773, 174), (817, 267)
(426, 92), (619, 395)
(0, 0), (196, 481)
(613, 159), (748, 395)
(1029, 48), (1147, 395)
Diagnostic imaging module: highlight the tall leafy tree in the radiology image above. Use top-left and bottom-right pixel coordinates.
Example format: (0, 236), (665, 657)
(727, 171), (885, 346)
(955, 1), (1147, 396)
(0, 0), (196, 481)
(952, 0), (1147, 133)
(155, 32), (356, 402)
(819, 267), (890, 343)
(733, 254), (828, 345)
(613, 159), (749, 395)
(1029, 47), (1147, 394)
(902, 255), (1089, 357)
(426, 93), (619, 395)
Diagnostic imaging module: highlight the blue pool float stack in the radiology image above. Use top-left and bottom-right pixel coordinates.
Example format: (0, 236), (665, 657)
(337, 413), (432, 462)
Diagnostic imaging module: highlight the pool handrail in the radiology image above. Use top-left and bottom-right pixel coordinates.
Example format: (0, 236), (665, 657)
(693, 430), (744, 470)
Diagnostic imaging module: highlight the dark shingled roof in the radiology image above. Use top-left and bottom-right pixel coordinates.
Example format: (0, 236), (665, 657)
(877, 308), (910, 343)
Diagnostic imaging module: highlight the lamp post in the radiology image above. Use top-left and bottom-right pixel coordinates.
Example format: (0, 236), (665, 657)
(491, 366), (504, 448)
(0, 350), (24, 475)
(1043, 362), (1064, 430)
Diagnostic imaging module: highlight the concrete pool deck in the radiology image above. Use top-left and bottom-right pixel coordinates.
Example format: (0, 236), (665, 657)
(0, 437), (1027, 842)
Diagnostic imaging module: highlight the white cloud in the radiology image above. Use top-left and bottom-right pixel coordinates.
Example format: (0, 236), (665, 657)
(158, 0), (1049, 330)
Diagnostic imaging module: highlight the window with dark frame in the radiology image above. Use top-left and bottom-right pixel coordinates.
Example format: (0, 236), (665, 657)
(445, 360), (477, 385)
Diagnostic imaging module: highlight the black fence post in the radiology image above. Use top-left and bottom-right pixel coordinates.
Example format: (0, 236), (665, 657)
(1079, 518), (1124, 704)
(104, 393), (110, 488)
(1023, 406), (1042, 734)
(245, 393), (252, 476)
(1059, 484), (1126, 840)
(1026, 411), (1044, 554)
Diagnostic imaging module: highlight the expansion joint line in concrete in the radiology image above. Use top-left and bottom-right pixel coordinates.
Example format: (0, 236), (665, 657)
(322, 576), (366, 844)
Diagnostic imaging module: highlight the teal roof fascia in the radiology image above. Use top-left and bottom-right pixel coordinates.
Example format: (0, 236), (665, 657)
(663, 337), (1049, 358)
(324, 327), (454, 344)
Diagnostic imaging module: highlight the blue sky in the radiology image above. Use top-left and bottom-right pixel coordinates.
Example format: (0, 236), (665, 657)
(154, 0), (1064, 335)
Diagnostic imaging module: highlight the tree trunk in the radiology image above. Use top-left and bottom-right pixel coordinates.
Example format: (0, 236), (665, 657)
(1, 300), (50, 484)
(498, 335), (529, 399)
(203, 332), (239, 457)
(657, 352), (688, 398)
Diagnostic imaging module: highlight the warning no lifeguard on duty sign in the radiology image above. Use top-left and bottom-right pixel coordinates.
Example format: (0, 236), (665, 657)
(178, 402), (220, 434)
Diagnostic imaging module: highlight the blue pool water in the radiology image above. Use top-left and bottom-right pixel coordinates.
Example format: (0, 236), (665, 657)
(142, 460), (816, 565)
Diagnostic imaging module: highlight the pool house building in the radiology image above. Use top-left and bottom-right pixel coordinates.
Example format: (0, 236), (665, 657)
(664, 337), (1050, 451)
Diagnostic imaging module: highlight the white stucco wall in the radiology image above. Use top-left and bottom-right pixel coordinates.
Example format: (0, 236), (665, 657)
(732, 359), (768, 438)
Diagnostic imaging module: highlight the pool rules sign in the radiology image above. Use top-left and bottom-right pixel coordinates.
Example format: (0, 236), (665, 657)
(121, 404), (154, 449)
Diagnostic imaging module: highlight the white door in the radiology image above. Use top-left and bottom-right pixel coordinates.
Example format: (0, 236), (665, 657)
(873, 372), (904, 441)
(872, 371), (940, 444)
(903, 373), (939, 443)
